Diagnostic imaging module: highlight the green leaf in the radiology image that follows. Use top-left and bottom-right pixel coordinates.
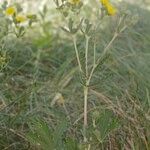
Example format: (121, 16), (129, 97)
(53, 119), (68, 148)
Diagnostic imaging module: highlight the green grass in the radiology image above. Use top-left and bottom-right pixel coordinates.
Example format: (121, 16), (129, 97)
(0, 2), (150, 150)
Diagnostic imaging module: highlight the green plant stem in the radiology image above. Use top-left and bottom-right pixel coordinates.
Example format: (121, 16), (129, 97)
(83, 85), (88, 142)
(85, 36), (90, 77)
(93, 42), (96, 65)
(83, 35), (90, 142)
(73, 36), (83, 73)
(72, 35), (89, 142)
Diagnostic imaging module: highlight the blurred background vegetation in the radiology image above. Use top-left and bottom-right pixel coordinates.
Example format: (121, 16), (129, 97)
(0, 0), (150, 149)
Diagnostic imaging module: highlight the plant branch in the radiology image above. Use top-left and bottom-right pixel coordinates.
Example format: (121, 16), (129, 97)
(73, 36), (83, 73)
(85, 36), (90, 78)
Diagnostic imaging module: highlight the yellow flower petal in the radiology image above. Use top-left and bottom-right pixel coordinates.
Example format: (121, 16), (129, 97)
(5, 7), (16, 16)
(16, 15), (27, 23)
(106, 4), (117, 16)
(100, 0), (109, 6)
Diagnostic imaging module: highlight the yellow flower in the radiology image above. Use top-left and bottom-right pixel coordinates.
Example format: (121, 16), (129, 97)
(106, 3), (117, 16)
(16, 15), (27, 23)
(100, 0), (109, 5)
(5, 7), (16, 16)
(69, 0), (81, 5)
(100, 0), (117, 16)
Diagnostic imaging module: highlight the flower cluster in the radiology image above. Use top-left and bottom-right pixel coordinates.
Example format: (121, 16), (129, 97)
(5, 6), (27, 23)
(3, 4), (37, 37)
(100, 0), (117, 16)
